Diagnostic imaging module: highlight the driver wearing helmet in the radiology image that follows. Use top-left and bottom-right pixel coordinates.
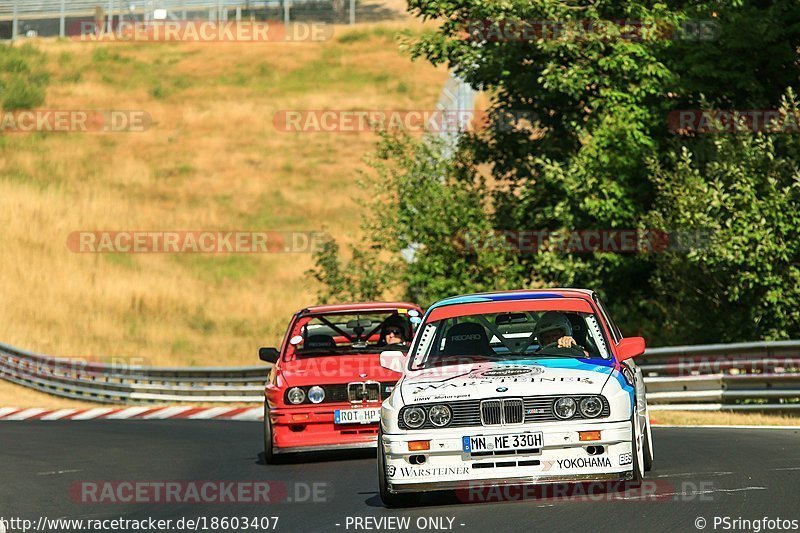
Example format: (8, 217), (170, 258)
(535, 311), (585, 352)
(379, 314), (409, 348)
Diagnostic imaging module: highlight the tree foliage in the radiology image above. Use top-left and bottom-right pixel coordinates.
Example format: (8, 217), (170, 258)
(312, 1), (800, 345)
(310, 134), (525, 307)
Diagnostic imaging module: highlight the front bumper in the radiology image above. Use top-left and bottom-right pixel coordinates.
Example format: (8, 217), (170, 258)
(271, 405), (380, 454)
(381, 420), (633, 493)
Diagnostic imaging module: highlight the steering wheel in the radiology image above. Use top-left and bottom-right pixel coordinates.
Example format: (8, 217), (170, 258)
(538, 343), (588, 357)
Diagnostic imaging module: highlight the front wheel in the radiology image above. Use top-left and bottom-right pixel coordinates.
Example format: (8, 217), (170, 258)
(377, 427), (421, 508)
(263, 403), (276, 464)
(630, 413), (645, 484)
(643, 403), (654, 472)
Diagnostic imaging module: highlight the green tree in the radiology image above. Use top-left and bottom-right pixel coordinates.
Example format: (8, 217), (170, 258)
(309, 134), (525, 306)
(312, 0), (800, 345)
(645, 94), (800, 343)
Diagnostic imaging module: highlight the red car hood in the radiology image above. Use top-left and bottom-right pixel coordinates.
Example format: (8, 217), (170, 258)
(279, 353), (401, 386)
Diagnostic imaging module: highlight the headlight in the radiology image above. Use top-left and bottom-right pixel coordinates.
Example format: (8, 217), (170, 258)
(287, 387), (306, 404)
(402, 407), (426, 429)
(553, 397), (577, 419)
(579, 396), (603, 418)
(428, 405), (452, 427)
(308, 386), (325, 404)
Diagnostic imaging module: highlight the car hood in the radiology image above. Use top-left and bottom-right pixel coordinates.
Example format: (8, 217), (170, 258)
(280, 353), (401, 386)
(399, 358), (615, 404)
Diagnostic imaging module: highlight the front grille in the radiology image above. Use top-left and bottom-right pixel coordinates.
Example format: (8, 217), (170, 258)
(398, 395), (610, 430)
(365, 381), (380, 401)
(474, 459), (540, 469)
(503, 398), (524, 424)
(347, 381), (381, 402)
(479, 399), (523, 426)
(347, 382), (362, 402)
(325, 385), (350, 403)
(480, 400), (502, 425)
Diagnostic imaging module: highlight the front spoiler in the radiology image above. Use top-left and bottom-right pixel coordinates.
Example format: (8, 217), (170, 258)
(388, 471), (632, 494)
(274, 440), (377, 454)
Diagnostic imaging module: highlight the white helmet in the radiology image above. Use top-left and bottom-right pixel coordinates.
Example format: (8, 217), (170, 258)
(535, 311), (572, 339)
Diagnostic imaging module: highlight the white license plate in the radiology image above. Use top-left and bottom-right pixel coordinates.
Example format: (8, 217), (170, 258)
(334, 408), (380, 425)
(462, 432), (543, 453)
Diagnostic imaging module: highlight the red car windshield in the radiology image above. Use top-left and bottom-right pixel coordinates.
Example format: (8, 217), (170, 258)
(291, 311), (416, 356)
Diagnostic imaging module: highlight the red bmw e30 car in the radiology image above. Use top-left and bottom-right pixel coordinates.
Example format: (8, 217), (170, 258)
(259, 302), (423, 462)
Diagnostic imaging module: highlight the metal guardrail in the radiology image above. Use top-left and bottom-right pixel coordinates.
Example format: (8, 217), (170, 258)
(1, 339), (799, 409)
(1, 0), (360, 39)
(0, 340), (268, 403)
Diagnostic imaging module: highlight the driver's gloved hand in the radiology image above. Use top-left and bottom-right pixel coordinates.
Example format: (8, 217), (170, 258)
(556, 335), (578, 348)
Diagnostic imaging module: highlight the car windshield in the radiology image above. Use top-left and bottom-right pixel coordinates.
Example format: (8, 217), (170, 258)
(293, 310), (417, 356)
(410, 310), (611, 369)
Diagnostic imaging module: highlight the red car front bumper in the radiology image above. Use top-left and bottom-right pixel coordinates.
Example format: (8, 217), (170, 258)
(269, 405), (380, 453)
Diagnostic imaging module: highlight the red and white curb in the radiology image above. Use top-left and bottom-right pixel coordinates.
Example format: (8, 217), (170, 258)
(0, 406), (263, 421)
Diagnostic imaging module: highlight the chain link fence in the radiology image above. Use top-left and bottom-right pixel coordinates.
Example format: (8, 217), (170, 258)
(0, 0), (400, 40)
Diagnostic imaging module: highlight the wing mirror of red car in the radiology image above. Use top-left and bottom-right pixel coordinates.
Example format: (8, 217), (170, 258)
(259, 347), (280, 364)
(616, 337), (646, 362)
(380, 350), (406, 372)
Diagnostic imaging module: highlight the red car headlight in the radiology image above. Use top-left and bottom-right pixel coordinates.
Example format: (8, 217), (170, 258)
(287, 387), (306, 404)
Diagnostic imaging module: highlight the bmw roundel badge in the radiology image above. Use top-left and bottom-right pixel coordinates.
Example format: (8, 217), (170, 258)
(496, 387), (508, 392)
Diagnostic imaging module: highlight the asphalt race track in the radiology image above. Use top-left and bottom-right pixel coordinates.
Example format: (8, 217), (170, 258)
(1, 422), (798, 533)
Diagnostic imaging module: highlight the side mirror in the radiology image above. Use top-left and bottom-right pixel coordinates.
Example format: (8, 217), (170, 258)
(379, 350), (406, 373)
(616, 337), (645, 362)
(259, 347), (280, 364)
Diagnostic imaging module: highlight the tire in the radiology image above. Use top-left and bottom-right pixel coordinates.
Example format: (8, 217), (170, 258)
(630, 412), (645, 484)
(377, 427), (421, 508)
(263, 403), (276, 464)
(643, 404), (654, 472)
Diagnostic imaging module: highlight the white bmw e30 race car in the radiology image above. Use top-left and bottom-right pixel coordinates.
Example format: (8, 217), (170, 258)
(376, 289), (654, 507)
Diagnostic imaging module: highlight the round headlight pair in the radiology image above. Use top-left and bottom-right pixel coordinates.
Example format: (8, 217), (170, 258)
(402, 405), (452, 428)
(287, 386), (326, 405)
(553, 396), (603, 419)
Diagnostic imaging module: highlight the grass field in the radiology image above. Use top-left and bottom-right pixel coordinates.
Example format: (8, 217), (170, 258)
(0, 19), (447, 382)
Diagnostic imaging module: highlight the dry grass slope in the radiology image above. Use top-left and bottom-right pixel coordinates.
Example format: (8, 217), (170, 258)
(0, 22), (447, 374)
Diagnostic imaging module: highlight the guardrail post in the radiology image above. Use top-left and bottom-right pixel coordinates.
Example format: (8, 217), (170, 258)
(59, 0), (66, 38)
(107, 0), (113, 34)
(11, 0), (19, 41)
